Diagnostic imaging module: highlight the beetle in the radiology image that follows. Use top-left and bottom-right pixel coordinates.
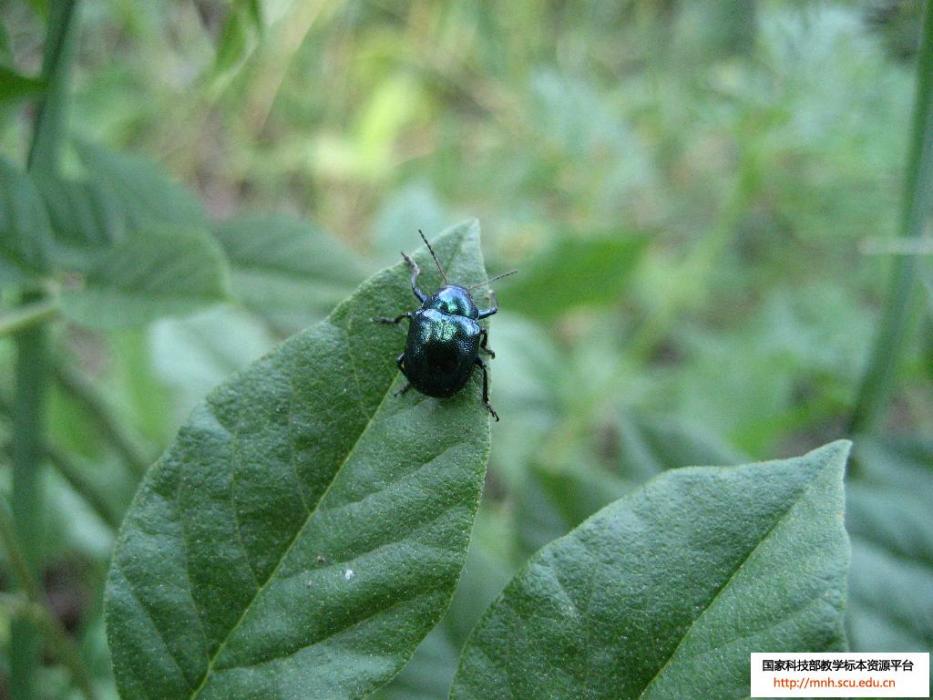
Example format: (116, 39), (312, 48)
(373, 230), (515, 420)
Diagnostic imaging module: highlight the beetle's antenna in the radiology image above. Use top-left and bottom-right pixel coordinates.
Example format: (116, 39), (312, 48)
(466, 269), (518, 291)
(418, 229), (448, 285)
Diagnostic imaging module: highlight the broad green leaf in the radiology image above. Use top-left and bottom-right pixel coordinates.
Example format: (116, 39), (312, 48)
(213, 214), (366, 327)
(0, 156), (54, 286)
(846, 436), (933, 653)
(514, 414), (747, 559)
(75, 142), (206, 232)
(498, 233), (646, 320)
(60, 228), (230, 328)
(105, 221), (492, 699)
(0, 66), (46, 105)
(377, 512), (515, 700)
(452, 441), (851, 699)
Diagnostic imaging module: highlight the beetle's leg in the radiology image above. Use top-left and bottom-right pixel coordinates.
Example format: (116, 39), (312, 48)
(401, 252), (428, 304)
(474, 357), (499, 421)
(479, 328), (495, 358)
(373, 312), (412, 324)
(393, 354), (412, 395)
(477, 289), (498, 319)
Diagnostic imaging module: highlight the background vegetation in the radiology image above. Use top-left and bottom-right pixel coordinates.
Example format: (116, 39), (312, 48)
(0, 0), (930, 697)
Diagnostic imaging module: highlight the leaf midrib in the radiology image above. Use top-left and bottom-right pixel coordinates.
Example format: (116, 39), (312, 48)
(636, 462), (831, 699)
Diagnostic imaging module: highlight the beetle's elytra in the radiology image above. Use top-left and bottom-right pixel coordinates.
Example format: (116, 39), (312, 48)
(373, 230), (514, 421)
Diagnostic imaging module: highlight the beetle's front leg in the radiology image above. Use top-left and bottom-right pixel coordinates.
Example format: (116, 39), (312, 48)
(474, 357), (499, 421)
(401, 252), (428, 304)
(479, 328), (495, 358)
(477, 289), (498, 320)
(373, 312), (412, 324)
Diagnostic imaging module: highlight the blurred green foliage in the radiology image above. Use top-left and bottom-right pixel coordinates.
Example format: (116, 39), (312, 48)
(0, 0), (931, 697)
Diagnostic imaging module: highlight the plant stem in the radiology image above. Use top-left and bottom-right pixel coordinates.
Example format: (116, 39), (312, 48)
(0, 392), (120, 529)
(0, 298), (58, 337)
(12, 1), (82, 697)
(27, 0), (80, 173)
(849, 0), (933, 434)
(0, 502), (98, 700)
(10, 293), (50, 700)
(54, 363), (151, 478)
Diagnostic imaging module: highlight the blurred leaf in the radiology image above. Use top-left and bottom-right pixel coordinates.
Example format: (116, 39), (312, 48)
(371, 182), (449, 264)
(846, 435), (933, 653)
(499, 234), (647, 320)
(617, 412), (748, 482)
(213, 213), (366, 327)
(74, 141), (206, 232)
(0, 67), (46, 105)
(60, 228), (230, 328)
(150, 306), (278, 426)
(105, 222), (492, 698)
(0, 19), (11, 64)
(515, 461), (630, 559)
(452, 441), (851, 699)
(213, 1), (263, 77)
(32, 171), (126, 269)
(0, 157), (54, 286)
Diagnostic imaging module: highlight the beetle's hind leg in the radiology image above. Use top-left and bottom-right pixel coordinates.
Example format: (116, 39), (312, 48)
(373, 312), (412, 324)
(474, 357), (499, 421)
(479, 328), (495, 358)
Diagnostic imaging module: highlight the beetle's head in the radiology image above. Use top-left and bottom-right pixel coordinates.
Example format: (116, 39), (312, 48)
(426, 285), (479, 318)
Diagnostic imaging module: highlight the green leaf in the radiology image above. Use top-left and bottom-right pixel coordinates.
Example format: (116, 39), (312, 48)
(74, 141), (207, 232)
(0, 157), (54, 286)
(0, 67), (46, 106)
(212, 0), (265, 78)
(213, 214), (366, 327)
(60, 228), (230, 328)
(452, 441), (851, 699)
(846, 436), (933, 653)
(515, 462), (630, 559)
(498, 233), (646, 320)
(377, 514), (515, 700)
(105, 221), (492, 699)
(616, 412), (748, 482)
(32, 171), (126, 269)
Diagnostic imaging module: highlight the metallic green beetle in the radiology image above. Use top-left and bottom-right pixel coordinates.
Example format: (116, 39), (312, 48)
(374, 231), (514, 420)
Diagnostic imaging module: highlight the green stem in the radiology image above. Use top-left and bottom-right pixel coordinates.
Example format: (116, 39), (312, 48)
(0, 392), (120, 529)
(849, 0), (933, 434)
(0, 503), (98, 700)
(10, 294), (50, 700)
(54, 363), (151, 478)
(12, 1), (82, 697)
(27, 0), (80, 173)
(0, 298), (58, 337)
